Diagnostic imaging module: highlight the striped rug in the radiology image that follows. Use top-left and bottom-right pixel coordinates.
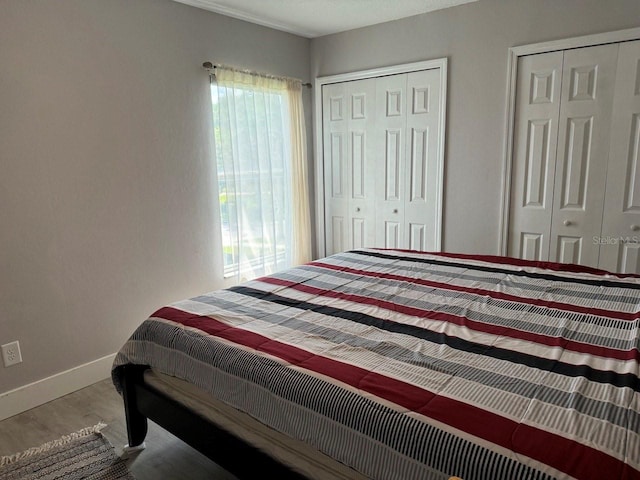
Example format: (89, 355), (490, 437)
(0, 423), (134, 480)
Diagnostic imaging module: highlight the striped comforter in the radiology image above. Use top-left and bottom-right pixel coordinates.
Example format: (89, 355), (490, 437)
(112, 249), (640, 480)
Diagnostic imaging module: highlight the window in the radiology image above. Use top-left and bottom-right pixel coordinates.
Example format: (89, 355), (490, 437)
(211, 66), (311, 280)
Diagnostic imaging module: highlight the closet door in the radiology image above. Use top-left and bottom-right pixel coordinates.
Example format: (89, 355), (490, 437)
(548, 44), (617, 266)
(373, 70), (443, 251)
(404, 69), (443, 251)
(599, 40), (640, 273)
(508, 51), (563, 261)
(323, 82), (349, 255)
(322, 80), (376, 255)
(348, 79), (377, 251)
(321, 66), (445, 256)
(375, 73), (407, 249)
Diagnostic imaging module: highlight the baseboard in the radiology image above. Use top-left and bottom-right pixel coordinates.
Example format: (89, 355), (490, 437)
(0, 353), (117, 421)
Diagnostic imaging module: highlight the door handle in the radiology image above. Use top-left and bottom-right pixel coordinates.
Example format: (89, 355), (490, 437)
(356, 207), (361, 212)
(631, 225), (640, 232)
(563, 220), (572, 226)
(393, 209), (398, 214)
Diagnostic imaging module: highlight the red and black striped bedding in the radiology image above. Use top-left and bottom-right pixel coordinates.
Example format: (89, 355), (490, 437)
(112, 249), (640, 479)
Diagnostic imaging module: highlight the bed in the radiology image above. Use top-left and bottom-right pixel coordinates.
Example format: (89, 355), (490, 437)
(112, 248), (640, 479)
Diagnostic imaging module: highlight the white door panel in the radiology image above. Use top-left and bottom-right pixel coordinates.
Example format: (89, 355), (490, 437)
(323, 83), (349, 255)
(404, 69), (442, 252)
(348, 79), (377, 250)
(556, 236), (582, 264)
(520, 233), (544, 260)
(323, 79), (376, 254)
(617, 242), (640, 273)
(549, 43), (617, 267)
(509, 51), (564, 261)
(331, 216), (346, 254)
(375, 74), (407, 248)
(600, 40), (640, 273)
(352, 217), (365, 249)
(385, 221), (401, 249)
(409, 223), (427, 251)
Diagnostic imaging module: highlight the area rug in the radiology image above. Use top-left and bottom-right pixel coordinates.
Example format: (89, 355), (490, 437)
(0, 423), (135, 480)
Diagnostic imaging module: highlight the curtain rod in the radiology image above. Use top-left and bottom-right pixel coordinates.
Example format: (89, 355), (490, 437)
(202, 62), (312, 88)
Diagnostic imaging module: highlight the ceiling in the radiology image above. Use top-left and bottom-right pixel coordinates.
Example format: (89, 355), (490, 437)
(173, 0), (478, 38)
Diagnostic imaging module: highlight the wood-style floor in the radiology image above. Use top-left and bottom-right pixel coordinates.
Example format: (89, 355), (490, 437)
(0, 378), (238, 480)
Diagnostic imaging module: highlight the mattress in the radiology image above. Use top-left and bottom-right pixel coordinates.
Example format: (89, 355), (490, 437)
(113, 248), (640, 480)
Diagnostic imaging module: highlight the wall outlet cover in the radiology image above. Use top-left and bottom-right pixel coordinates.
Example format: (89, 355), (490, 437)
(2, 341), (22, 367)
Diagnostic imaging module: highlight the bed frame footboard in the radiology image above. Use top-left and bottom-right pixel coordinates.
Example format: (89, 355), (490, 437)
(119, 364), (307, 479)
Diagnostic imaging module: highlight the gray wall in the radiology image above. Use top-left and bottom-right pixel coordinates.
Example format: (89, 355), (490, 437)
(0, 0), (310, 393)
(2, 0), (638, 397)
(311, 0), (640, 255)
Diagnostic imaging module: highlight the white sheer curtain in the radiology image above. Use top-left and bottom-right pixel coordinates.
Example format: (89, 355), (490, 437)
(286, 79), (312, 266)
(211, 66), (311, 281)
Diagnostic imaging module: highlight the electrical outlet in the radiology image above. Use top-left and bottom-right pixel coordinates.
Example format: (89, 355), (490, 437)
(2, 341), (22, 367)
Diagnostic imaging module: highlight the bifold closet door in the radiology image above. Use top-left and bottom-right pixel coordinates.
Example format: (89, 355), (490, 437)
(374, 73), (407, 248)
(322, 79), (376, 256)
(509, 43), (617, 267)
(508, 51), (564, 261)
(548, 43), (616, 266)
(374, 69), (443, 250)
(323, 68), (443, 255)
(599, 40), (640, 274)
(403, 69), (443, 252)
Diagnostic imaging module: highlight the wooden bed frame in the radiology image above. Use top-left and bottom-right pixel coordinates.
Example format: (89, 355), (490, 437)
(120, 364), (307, 479)
(120, 367), (463, 480)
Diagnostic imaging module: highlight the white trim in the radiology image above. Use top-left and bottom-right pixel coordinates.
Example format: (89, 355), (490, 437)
(172, 0), (318, 38)
(509, 27), (640, 57)
(434, 60), (448, 252)
(314, 58), (448, 258)
(498, 48), (520, 256)
(0, 353), (116, 421)
(313, 75), (325, 258)
(498, 27), (640, 255)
